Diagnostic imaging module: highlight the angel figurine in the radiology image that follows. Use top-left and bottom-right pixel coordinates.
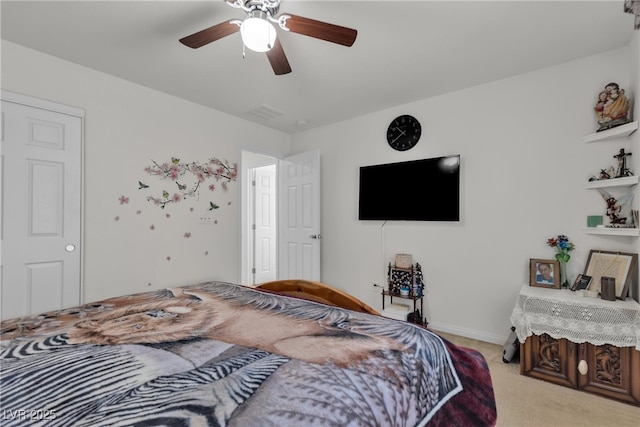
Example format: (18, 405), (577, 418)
(597, 188), (634, 225)
(594, 82), (631, 132)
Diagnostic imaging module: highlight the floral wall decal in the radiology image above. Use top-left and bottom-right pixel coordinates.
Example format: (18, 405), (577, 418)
(143, 157), (237, 209)
(113, 155), (237, 277)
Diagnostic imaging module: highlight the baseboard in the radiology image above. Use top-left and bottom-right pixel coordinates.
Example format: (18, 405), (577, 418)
(428, 321), (507, 345)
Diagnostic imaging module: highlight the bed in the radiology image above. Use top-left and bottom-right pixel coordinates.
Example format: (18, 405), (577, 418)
(0, 280), (496, 426)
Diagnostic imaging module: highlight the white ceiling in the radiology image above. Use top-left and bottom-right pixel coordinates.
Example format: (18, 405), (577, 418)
(1, 1), (635, 134)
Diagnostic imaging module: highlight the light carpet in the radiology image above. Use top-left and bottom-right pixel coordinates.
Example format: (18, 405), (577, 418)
(436, 331), (640, 427)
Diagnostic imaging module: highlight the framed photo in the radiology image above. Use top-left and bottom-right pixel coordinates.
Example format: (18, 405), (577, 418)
(571, 274), (592, 291)
(584, 250), (638, 299)
(529, 259), (560, 289)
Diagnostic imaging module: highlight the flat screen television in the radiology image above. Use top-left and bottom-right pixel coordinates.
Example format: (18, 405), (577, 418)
(358, 155), (460, 221)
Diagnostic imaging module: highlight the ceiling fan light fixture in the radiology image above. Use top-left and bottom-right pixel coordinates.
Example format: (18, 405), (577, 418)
(241, 11), (277, 52)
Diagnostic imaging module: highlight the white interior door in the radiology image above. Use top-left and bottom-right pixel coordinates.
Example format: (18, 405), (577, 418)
(253, 164), (277, 284)
(1, 92), (83, 320)
(278, 150), (321, 281)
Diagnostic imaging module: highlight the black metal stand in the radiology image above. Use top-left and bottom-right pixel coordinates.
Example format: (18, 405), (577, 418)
(381, 290), (426, 326)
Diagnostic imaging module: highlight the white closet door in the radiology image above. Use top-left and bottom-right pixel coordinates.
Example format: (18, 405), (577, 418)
(1, 93), (83, 319)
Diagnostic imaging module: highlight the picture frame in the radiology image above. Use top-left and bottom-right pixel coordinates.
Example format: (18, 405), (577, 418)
(571, 274), (592, 291)
(529, 259), (560, 289)
(584, 250), (638, 299)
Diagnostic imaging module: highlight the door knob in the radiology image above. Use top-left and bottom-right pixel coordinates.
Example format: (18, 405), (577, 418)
(65, 244), (76, 252)
(309, 234), (322, 239)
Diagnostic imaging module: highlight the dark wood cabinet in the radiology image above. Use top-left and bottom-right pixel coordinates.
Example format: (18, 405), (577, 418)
(578, 342), (640, 406)
(521, 334), (578, 389)
(521, 334), (640, 406)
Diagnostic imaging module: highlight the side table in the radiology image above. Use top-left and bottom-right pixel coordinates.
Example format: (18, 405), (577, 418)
(510, 284), (640, 406)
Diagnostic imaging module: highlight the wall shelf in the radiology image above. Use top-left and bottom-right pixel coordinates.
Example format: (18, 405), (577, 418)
(584, 176), (639, 189)
(582, 121), (638, 143)
(583, 121), (637, 237)
(583, 227), (639, 237)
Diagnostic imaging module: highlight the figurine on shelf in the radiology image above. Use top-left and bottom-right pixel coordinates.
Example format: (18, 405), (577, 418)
(594, 82), (631, 132)
(613, 148), (633, 177)
(414, 263), (424, 297)
(624, 0), (640, 30)
(594, 166), (617, 181)
(597, 188), (634, 225)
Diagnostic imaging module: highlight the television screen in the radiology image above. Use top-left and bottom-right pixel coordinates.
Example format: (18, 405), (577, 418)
(358, 155), (460, 221)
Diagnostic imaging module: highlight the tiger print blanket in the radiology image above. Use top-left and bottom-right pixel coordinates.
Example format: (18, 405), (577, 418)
(0, 282), (496, 426)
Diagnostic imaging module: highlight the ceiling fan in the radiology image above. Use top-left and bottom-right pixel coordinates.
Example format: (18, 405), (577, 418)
(179, 0), (357, 75)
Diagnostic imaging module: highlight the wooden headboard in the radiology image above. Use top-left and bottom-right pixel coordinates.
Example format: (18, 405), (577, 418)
(255, 279), (379, 315)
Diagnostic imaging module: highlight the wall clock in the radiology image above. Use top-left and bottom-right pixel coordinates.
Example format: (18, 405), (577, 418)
(386, 115), (421, 151)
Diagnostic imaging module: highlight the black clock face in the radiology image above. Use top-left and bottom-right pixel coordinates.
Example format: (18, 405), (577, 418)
(387, 115), (421, 151)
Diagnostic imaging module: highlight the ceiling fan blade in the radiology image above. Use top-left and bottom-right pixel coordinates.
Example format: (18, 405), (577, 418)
(266, 38), (292, 75)
(284, 14), (357, 47)
(179, 21), (240, 49)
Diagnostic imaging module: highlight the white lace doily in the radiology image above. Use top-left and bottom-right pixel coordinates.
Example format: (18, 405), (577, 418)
(510, 284), (640, 350)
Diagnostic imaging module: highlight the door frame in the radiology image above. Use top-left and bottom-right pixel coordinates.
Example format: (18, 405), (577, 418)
(1, 89), (86, 304)
(240, 149), (321, 286)
(240, 150), (278, 286)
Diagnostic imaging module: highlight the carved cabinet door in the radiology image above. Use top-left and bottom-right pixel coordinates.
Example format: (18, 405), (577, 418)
(521, 334), (578, 388)
(578, 343), (640, 406)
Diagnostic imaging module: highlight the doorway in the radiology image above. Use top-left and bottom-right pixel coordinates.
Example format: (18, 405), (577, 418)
(241, 151), (278, 286)
(240, 149), (321, 286)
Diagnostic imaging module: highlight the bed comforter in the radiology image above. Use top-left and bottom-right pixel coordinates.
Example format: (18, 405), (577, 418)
(0, 281), (496, 426)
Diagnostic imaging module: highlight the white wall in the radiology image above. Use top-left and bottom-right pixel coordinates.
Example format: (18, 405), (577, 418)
(291, 46), (639, 344)
(1, 41), (291, 302)
(3, 39), (638, 345)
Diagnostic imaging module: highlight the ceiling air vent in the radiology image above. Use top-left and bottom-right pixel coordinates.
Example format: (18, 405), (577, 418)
(245, 104), (284, 121)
